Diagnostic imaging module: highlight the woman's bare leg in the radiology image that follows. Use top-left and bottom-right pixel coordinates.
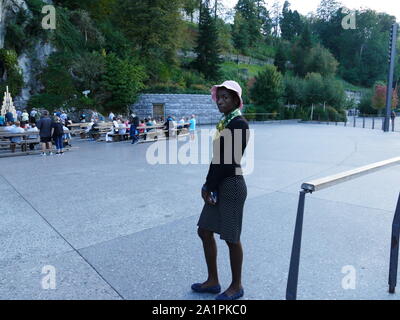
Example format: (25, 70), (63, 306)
(223, 240), (243, 295)
(197, 227), (219, 287)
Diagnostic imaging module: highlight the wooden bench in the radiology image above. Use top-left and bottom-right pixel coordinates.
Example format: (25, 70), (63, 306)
(0, 132), (40, 154)
(135, 124), (190, 143)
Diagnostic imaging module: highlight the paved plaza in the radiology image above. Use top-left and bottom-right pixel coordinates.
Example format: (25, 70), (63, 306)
(2, 122), (400, 300)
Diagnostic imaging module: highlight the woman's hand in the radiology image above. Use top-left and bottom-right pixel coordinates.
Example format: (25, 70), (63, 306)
(202, 186), (216, 206)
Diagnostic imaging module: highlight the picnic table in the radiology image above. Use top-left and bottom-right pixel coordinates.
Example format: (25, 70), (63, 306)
(0, 129), (71, 156)
(134, 123), (190, 143)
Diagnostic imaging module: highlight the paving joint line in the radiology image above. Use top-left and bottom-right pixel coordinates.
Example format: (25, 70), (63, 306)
(0, 174), (125, 300)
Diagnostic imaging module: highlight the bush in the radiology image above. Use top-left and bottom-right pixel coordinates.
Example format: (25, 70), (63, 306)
(250, 64), (284, 110)
(326, 106), (339, 121)
(283, 107), (295, 119)
(28, 93), (65, 112)
(243, 104), (257, 120)
(358, 90), (377, 115)
(0, 49), (24, 97)
(312, 106), (328, 121)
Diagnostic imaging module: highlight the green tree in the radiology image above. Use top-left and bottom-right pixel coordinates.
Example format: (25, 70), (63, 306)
(283, 75), (305, 106)
(280, 1), (302, 41)
(250, 64), (284, 111)
(71, 52), (106, 94)
(358, 89), (376, 115)
(316, 0), (341, 21)
(0, 49), (24, 97)
(116, 0), (184, 73)
(232, 0), (262, 53)
(291, 24), (313, 77)
(322, 76), (345, 108)
(192, 3), (222, 81)
(98, 53), (147, 113)
(305, 44), (339, 77)
(70, 10), (105, 49)
(304, 72), (324, 106)
(274, 43), (288, 74)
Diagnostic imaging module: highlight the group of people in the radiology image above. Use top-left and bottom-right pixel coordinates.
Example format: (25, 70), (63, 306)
(0, 108), (41, 126)
(101, 113), (197, 143)
(1, 109), (72, 155)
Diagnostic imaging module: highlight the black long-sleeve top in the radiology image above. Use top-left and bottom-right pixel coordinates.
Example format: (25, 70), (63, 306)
(204, 116), (250, 192)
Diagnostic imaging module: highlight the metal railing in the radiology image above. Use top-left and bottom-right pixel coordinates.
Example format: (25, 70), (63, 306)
(286, 156), (400, 300)
(197, 113), (281, 126)
(307, 115), (399, 132)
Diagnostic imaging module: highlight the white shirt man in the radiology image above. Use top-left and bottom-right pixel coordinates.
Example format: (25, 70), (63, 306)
(21, 111), (29, 122)
(27, 125), (39, 140)
(10, 123), (25, 143)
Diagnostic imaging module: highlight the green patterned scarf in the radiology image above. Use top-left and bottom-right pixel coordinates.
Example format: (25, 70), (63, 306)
(214, 108), (242, 140)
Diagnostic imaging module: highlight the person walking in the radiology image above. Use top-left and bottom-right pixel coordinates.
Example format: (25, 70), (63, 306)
(130, 114), (139, 144)
(36, 110), (54, 156)
(192, 80), (250, 300)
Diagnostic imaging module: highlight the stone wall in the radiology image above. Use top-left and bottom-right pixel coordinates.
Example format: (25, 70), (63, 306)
(130, 94), (222, 124)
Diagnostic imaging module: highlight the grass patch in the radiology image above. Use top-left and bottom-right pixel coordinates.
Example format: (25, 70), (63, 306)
(221, 61), (266, 78)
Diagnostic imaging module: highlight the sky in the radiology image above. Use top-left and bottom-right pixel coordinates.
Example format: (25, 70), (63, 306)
(221, 0), (400, 21)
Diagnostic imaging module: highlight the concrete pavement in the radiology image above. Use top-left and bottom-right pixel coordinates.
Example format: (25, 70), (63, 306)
(1, 123), (400, 299)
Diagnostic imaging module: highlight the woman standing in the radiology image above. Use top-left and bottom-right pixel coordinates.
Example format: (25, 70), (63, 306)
(52, 117), (64, 155)
(192, 81), (250, 300)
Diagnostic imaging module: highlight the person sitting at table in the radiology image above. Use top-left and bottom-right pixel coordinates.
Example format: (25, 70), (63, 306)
(63, 123), (72, 147)
(88, 121), (100, 140)
(113, 117), (120, 133)
(119, 121), (127, 139)
(138, 120), (145, 131)
(27, 123), (39, 150)
(184, 117), (190, 129)
(10, 121), (25, 152)
(146, 118), (154, 131)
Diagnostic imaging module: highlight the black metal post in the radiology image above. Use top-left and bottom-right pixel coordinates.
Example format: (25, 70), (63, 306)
(372, 117), (375, 129)
(389, 192), (400, 293)
(384, 24), (398, 132)
(286, 190), (307, 300)
(363, 116), (365, 128)
(353, 116), (356, 127)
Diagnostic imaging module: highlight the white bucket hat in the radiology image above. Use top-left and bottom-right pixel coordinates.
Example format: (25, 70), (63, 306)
(210, 80), (243, 109)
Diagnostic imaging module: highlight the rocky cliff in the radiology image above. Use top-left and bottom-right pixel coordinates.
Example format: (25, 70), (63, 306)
(0, 0), (55, 108)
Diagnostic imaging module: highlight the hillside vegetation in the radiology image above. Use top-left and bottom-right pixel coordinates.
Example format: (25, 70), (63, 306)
(0, 0), (398, 120)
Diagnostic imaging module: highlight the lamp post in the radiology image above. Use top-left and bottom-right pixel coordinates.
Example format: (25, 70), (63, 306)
(384, 23), (398, 132)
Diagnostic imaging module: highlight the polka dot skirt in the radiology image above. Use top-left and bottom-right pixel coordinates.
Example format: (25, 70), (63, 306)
(197, 175), (247, 243)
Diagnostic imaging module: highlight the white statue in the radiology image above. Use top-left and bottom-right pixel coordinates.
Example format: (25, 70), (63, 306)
(1, 86), (17, 120)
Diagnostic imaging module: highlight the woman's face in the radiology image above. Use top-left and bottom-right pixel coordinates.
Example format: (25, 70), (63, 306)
(217, 87), (239, 115)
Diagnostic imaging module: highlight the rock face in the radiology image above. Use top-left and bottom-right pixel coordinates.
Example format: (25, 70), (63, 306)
(0, 0), (28, 49)
(1, 0), (55, 109)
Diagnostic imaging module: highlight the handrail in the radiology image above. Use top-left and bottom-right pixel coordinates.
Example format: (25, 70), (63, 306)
(286, 156), (400, 300)
(301, 156), (400, 193)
